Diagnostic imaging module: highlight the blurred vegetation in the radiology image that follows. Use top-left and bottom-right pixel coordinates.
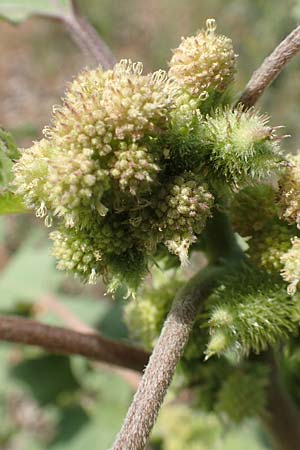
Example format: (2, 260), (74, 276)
(0, 0), (299, 448)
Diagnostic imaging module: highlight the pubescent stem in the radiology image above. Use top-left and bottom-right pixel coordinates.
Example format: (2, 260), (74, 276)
(237, 26), (300, 109)
(0, 316), (149, 372)
(111, 211), (245, 450)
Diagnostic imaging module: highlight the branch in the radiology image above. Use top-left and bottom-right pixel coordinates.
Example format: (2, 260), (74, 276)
(111, 264), (231, 450)
(0, 315), (149, 372)
(237, 26), (300, 109)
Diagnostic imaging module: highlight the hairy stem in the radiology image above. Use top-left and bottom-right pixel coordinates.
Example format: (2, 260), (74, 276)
(111, 263), (235, 450)
(111, 211), (244, 450)
(0, 315), (149, 372)
(262, 351), (300, 450)
(237, 26), (300, 109)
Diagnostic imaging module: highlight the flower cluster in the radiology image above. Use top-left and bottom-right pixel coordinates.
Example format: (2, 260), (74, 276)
(169, 19), (236, 97)
(229, 182), (300, 288)
(152, 404), (221, 450)
(249, 222), (294, 272)
(278, 153), (300, 228)
(13, 20), (282, 293)
(14, 56), (214, 290)
(215, 367), (269, 423)
(154, 175), (213, 264)
(281, 237), (300, 295)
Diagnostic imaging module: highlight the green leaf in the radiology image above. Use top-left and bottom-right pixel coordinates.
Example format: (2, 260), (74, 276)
(0, 0), (73, 24)
(49, 369), (132, 450)
(10, 354), (80, 405)
(0, 0), (71, 23)
(0, 231), (63, 311)
(0, 128), (20, 192)
(0, 192), (28, 215)
(0, 151), (13, 188)
(0, 128), (20, 160)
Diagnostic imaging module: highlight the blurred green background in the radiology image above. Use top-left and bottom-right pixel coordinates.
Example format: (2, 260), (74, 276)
(0, 1), (299, 449)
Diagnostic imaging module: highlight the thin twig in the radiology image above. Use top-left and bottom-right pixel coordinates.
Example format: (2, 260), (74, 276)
(111, 264), (228, 450)
(0, 315), (149, 372)
(237, 26), (300, 109)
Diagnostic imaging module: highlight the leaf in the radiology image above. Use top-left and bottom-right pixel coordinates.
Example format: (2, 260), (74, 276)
(49, 369), (132, 450)
(0, 192), (28, 215)
(10, 354), (80, 405)
(0, 128), (20, 160)
(99, 297), (129, 340)
(0, 150), (13, 188)
(0, 128), (20, 192)
(0, 230), (63, 311)
(0, 0), (74, 24)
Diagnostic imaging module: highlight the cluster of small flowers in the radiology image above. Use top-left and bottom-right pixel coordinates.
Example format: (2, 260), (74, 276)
(229, 182), (300, 292)
(169, 19), (236, 97)
(14, 19), (283, 291)
(215, 368), (268, 423)
(154, 175), (214, 264)
(14, 53), (215, 288)
(109, 142), (160, 195)
(249, 223), (294, 272)
(152, 404), (221, 450)
(281, 237), (300, 295)
(278, 154), (300, 228)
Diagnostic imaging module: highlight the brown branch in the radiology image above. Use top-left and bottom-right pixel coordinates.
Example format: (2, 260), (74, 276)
(237, 26), (300, 109)
(111, 264), (228, 450)
(0, 315), (149, 372)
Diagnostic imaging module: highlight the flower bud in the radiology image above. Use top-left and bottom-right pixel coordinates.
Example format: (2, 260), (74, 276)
(205, 331), (231, 359)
